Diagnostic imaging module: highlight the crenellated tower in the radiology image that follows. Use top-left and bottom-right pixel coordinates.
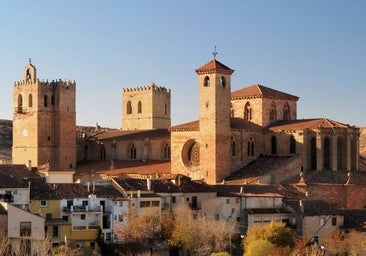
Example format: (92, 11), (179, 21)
(196, 59), (234, 184)
(122, 83), (171, 130)
(12, 60), (76, 171)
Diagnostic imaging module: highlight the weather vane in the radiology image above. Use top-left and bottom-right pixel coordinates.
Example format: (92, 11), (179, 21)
(212, 46), (218, 59)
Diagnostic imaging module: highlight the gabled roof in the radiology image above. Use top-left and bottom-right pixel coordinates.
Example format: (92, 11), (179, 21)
(213, 184), (283, 197)
(269, 118), (351, 131)
(0, 165), (40, 188)
(93, 128), (170, 141)
(231, 84), (299, 101)
(284, 199), (340, 216)
(113, 177), (216, 194)
(195, 59), (234, 75)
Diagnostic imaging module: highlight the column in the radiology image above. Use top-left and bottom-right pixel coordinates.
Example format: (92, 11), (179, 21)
(316, 130), (323, 171)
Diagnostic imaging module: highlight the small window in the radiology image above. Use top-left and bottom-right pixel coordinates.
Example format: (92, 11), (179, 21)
(130, 144), (137, 159)
(40, 200), (48, 207)
(62, 216), (69, 222)
(215, 214), (219, 220)
(20, 222), (31, 237)
(119, 202), (123, 207)
(165, 103), (168, 115)
(226, 199), (230, 204)
(44, 95), (48, 107)
(164, 144), (171, 159)
(46, 213), (52, 220)
(51, 95), (55, 105)
(118, 215), (123, 222)
(52, 226), (59, 238)
(81, 214), (85, 220)
(137, 101), (142, 113)
(320, 217), (325, 226)
(172, 196), (176, 203)
(332, 217), (337, 226)
(204, 76), (210, 87)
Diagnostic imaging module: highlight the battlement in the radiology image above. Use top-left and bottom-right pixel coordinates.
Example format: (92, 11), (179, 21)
(123, 83), (171, 94)
(14, 79), (76, 88)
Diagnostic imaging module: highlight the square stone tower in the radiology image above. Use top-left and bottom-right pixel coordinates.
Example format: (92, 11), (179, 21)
(12, 60), (76, 171)
(122, 83), (171, 130)
(196, 59), (234, 184)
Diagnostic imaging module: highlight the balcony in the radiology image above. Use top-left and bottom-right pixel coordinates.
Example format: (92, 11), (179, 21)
(63, 205), (103, 213)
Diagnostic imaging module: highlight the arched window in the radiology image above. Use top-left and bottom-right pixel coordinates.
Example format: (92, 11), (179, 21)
(100, 145), (106, 160)
(271, 136), (277, 155)
(247, 138), (255, 156)
(323, 137), (330, 170)
(270, 102), (277, 121)
(127, 101), (132, 114)
(137, 101), (142, 113)
(231, 136), (236, 157)
(130, 144), (137, 160)
(310, 137), (317, 170)
(220, 76), (226, 87)
(244, 102), (252, 120)
(337, 138), (343, 169)
(44, 95), (48, 107)
(28, 94), (32, 107)
(163, 144), (170, 159)
(17, 94), (23, 112)
(51, 95), (55, 105)
(204, 76), (210, 87)
(290, 136), (296, 154)
(283, 102), (290, 120)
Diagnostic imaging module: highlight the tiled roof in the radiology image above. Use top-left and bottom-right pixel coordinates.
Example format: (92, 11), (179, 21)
(283, 169), (366, 185)
(284, 199), (340, 216)
(93, 128), (170, 140)
(171, 118), (264, 132)
(0, 165), (40, 188)
(231, 84), (299, 100)
(30, 178), (58, 200)
(75, 160), (171, 179)
(225, 155), (298, 183)
(213, 184), (283, 197)
(114, 176), (216, 193)
(245, 208), (290, 214)
(195, 59), (234, 75)
(269, 118), (350, 131)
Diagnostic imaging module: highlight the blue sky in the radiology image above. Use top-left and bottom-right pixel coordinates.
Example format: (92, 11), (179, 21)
(0, 1), (365, 128)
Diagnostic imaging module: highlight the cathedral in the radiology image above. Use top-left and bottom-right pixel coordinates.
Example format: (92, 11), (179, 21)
(12, 58), (360, 185)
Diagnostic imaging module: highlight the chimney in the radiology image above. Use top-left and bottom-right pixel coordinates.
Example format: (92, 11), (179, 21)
(26, 160), (32, 170)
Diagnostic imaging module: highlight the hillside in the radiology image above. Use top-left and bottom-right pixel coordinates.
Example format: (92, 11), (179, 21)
(0, 119), (12, 163)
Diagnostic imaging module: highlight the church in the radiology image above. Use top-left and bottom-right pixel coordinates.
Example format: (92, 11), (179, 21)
(12, 58), (360, 185)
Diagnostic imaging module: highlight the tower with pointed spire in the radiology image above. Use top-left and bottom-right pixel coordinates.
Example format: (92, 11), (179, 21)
(196, 58), (234, 183)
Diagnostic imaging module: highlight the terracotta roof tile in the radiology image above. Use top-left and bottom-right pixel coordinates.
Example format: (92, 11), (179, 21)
(231, 84), (299, 100)
(0, 165), (40, 188)
(225, 155), (299, 183)
(195, 59), (234, 75)
(269, 118), (350, 131)
(75, 160), (171, 179)
(93, 128), (170, 140)
(285, 199), (340, 216)
(172, 118), (264, 132)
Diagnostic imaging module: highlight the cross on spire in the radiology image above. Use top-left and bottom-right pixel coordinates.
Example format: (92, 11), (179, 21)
(29, 58), (32, 64)
(212, 46), (218, 59)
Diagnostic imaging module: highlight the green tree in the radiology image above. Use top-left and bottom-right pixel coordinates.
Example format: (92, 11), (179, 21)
(243, 222), (295, 256)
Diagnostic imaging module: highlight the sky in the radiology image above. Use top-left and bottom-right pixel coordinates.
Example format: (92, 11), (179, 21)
(0, 1), (365, 128)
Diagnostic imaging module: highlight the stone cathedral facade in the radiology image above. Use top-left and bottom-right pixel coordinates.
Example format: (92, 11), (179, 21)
(12, 59), (360, 184)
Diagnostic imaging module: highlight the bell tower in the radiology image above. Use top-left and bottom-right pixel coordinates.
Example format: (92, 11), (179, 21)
(12, 60), (76, 171)
(196, 57), (234, 184)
